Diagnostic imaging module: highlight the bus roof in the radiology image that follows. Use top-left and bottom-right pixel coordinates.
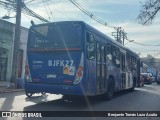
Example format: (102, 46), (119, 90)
(82, 21), (139, 58)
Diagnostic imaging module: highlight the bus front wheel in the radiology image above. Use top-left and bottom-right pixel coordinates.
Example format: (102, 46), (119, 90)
(103, 78), (114, 100)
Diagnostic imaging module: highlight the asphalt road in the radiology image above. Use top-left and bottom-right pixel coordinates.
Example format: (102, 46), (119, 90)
(0, 83), (160, 120)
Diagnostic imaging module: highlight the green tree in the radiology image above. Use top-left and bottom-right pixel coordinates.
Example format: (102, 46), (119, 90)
(149, 56), (156, 67)
(138, 0), (160, 25)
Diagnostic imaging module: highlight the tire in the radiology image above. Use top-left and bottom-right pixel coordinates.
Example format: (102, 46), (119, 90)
(25, 92), (33, 97)
(129, 78), (136, 92)
(62, 95), (72, 100)
(157, 82), (160, 84)
(103, 77), (114, 100)
(149, 81), (152, 84)
(41, 92), (46, 95)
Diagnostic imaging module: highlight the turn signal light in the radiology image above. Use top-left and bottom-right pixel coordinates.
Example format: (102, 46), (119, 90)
(77, 66), (83, 77)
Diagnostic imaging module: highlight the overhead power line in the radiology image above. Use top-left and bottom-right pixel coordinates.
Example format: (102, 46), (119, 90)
(42, 0), (51, 20)
(2, 0), (159, 47)
(25, 0), (36, 4)
(125, 38), (160, 46)
(22, 5), (49, 22)
(0, 0), (49, 22)
(48, 1), (77, 20)
(69, 0), (116, 29)
(46, 0), (54, 20)
(69, 0), (160, 47)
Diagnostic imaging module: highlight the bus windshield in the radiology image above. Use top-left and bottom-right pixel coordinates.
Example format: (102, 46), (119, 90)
(28, 22), (82, 49)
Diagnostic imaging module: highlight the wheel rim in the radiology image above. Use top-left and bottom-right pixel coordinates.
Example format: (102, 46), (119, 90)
(26, 92), (32, 97)
(41, 92), (46, 95)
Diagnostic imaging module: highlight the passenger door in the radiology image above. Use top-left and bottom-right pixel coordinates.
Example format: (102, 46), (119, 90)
(120, 52), (126, 89)
(96, 43), (106, 93)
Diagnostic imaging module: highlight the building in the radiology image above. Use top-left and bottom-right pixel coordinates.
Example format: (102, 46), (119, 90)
(141, 55), (160, 77)
(0, 19), (28, 82)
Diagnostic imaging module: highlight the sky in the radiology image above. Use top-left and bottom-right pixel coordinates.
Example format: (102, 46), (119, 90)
(1, 0), (160, 58)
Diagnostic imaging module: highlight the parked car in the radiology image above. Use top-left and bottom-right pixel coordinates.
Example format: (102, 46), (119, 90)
(148, 73), (156, 82)
(141, 73), (154, 84)
(157, 75), (160, 84)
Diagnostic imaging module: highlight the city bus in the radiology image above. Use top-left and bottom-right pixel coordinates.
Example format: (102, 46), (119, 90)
(24, 21), (140, 100)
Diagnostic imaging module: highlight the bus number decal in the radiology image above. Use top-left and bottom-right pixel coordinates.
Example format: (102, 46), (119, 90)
(48, 60), (74, 67)
(48, 60), (75, 75)
(65, 60), (69, 66)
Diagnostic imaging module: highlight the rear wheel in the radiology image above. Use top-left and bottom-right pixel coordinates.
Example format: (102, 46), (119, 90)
(129, 78), (136, 92)
(25, 92), (33, 97)
(103, 77), (114, 100)
(149, 81), (152, 84)
(41, 92), (46, 95)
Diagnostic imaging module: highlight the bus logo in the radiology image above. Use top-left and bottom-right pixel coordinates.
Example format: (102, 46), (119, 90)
(33, 60), (43, 64)
(63, 66), (75, 75)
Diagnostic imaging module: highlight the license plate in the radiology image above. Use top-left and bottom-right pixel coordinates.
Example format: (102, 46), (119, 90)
(47, 74), (56, 78)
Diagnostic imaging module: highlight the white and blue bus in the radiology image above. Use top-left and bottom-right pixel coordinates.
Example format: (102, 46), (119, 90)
(25, 21), (140, 100)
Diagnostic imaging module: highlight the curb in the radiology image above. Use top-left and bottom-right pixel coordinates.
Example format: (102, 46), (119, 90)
(0, 89), (24, 94)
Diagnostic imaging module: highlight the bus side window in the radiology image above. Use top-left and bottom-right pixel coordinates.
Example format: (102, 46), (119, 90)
(132, 57), (137, 70)
(97, 44), (101, 61)
(86, 32), (95, 60)
(101, 45), (105, 62)
(126, 54), (130, 70)
(115, 48), (120, 68)
(126, 54), (137, 71)
(111, 45), (116, 65)
(106, 44), (112, 64)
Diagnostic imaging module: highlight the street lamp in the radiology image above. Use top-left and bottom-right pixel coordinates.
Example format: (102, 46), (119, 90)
(2, 15), (15, 19)
(125, 40), (134, 45)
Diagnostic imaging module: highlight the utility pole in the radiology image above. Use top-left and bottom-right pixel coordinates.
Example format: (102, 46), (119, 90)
(121, 29), (127, 45)
(117, 27), (121, 43)
(112, 27), (127, 45)
(112, 27), (122, 44)
(1, 0), (49, 88)
(10, 0), (22, 88)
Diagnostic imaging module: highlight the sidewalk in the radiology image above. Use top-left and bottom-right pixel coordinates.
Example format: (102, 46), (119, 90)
(0, 81), (24, 94)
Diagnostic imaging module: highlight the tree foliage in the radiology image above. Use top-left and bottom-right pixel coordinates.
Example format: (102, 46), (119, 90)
(138, 0), (160, 25)
(144, 54), (156, 67)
